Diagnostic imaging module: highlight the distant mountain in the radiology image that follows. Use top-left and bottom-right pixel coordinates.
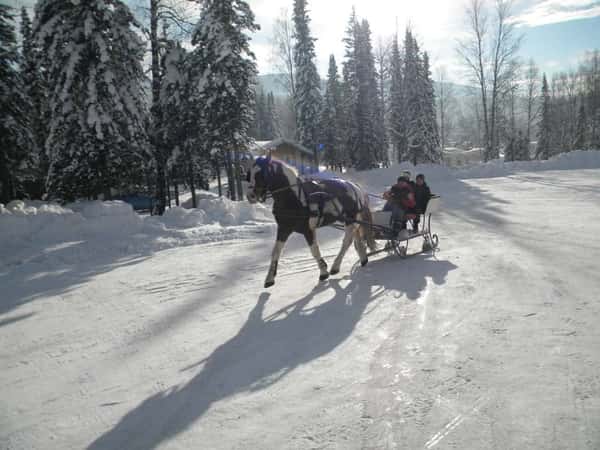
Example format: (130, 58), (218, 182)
(258, 73), (477, 101)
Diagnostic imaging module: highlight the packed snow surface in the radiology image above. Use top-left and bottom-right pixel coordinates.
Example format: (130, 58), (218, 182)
(1, 152), (600, 449)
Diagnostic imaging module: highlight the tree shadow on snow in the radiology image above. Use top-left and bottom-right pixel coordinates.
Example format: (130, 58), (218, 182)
(87, 254), (457, 450)
(434, 177), (511, 229)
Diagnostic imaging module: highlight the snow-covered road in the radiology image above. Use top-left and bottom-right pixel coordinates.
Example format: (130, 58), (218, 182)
(1, 168), (599, 449)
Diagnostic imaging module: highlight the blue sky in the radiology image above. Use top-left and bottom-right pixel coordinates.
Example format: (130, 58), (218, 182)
(518, 15), (600, 75)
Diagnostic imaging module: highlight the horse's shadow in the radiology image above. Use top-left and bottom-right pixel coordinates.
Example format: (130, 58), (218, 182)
(88, 255), (457, 450)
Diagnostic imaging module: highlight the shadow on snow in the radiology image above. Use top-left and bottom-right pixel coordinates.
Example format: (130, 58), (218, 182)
(88, 254), (457, 450)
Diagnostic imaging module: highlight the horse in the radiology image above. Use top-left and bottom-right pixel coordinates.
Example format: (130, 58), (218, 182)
(245, 156), (376, 288)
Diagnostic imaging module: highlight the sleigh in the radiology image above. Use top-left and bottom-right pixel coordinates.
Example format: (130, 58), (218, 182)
(365, 195), (441, 258)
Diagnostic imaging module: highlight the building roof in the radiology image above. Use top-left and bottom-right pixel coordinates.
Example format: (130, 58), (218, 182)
(259, 138), (315, 158)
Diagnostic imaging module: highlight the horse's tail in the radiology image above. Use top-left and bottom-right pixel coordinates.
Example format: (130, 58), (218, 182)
(361, 206), (377, 251)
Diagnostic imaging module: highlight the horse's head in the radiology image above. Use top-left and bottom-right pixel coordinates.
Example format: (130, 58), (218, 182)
(245, 156), (298, 204)
(245, 156), (272, 204)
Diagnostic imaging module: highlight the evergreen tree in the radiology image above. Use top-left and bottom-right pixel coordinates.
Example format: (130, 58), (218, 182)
(536, 74), (552, 160)
(319, 54), (343, 170)
(251, 88), (267, 140)
(157, 40), (187, 199)
(389, 34), (406, 163)
(574, 103), (587, 150)
(186, 0), (258, 202)
(403, 30), (440, 164)
(340, 8), (359, 168)
(515, 130), (530, 161)
(34, 0), (149, 201)
(353, 19), (380, 169)
(293, 0), (322, 163)
(419, 52), (441, 162)
(0, 4), (31, 203)
(504, 135), (516, 161)
(20, 7), (48, 198)
(265, 92), (277, 139)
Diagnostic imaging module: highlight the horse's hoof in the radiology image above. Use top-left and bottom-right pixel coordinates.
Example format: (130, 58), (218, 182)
(319, 273), (330, 281)
(361, 258), (368, 267)
(264, 280), (275, 288)
(330, 268), (339, 275)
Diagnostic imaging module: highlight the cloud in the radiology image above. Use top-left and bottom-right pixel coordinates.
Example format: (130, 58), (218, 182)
(513, 0), (600, 27)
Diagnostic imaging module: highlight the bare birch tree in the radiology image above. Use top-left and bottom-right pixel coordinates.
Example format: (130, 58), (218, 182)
(457, 0), (522, 161)
(436, 66), (455, 151)
(270, 8), (296, 99)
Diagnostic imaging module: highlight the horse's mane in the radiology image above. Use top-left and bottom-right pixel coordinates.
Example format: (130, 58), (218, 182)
(271, 158), (299, 178)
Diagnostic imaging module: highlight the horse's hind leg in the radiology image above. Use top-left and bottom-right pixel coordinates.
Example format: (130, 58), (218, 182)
(353, 214), (369, 266)
(330, 224), (354, 275)
(265, 227), (291, 288)
(304, 229), (329, 282)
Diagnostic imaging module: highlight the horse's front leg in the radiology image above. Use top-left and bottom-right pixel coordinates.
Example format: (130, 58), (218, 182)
(304, 229), (329, 282)
(265, 227), (291, 288)
(330, 224), (354, 275)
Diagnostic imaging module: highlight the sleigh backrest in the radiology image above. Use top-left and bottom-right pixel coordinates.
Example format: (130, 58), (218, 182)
(424, 195), (441, 215)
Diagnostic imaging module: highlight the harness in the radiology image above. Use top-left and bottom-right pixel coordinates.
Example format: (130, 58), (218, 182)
(254, 158), (345, 224)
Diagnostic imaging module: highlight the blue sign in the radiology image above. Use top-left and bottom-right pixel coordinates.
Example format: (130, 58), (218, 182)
(318, 143), (324, 151)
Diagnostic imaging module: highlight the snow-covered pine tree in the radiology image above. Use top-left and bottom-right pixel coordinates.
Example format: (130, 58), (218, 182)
(373, 41), (389, 168)
(157, 40), (187, 203)
(389, 34), (407, 164)
(293, 0), (322, 163)
(403, 31), (440, 165)
(516, 130), (530, 161)
(34, 0), (149, 201)
(536, 74), (552, 160)
(354, 19), (380, 170)
(0, 4), (32, 204)
(403, 29), (421, 164)
(187, 0), (258, 201)
(265, 92), (278, 140)
(319, 54), (343, 170)
(574, 104), (587, 150)
(20, 7), (48, 198)
(341, 8), (359, 168)
(419, 52), (441, 162)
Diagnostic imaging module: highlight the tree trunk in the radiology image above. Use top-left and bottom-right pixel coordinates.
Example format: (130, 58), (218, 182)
(225, 154), (236, 201)
(165, 172), (171, 208)
(188, 160), (196, 208)
(150, 0), (167, 215)
(216, 160), (222, 197)
(234, 149), (243, 200)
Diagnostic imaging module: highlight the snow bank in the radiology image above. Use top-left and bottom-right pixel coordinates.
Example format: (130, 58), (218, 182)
(455, 149), (600, 179)
(0, 196), (273, 270)
(339, 150), (600, 191)
(180, 191), (272, 226)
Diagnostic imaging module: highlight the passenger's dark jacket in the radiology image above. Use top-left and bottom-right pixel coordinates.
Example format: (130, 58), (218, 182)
(414, 182), (431, 213)
(384, 181), (416, 210)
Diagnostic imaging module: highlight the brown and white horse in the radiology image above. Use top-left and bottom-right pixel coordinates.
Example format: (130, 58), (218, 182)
(246, 156), (376, 288)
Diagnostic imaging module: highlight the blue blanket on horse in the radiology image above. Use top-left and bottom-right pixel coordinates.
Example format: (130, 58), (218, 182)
(300, 178), (367, 226)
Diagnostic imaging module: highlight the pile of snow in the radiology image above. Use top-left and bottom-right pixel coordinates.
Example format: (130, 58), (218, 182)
(340, 150), (600, 191)
(179, 191), (272, 226)
(0, 196), (274, 270)
(455, 149), (600, 179)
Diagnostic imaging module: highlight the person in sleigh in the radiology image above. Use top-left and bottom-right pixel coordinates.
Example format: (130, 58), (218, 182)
(382, 171), (416, 239)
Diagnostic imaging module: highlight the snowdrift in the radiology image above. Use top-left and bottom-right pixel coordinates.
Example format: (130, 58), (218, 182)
(0, 195), (273, 269)
(337, 149), (600, 191)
